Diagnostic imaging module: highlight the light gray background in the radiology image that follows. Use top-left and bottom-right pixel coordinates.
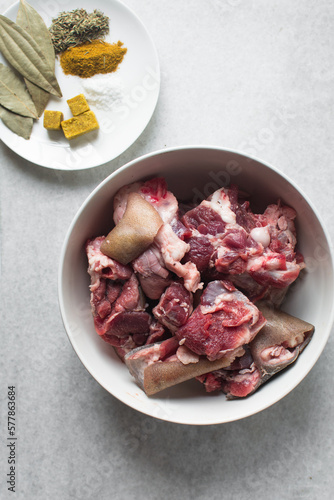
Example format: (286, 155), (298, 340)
(1, 0), (334, 499)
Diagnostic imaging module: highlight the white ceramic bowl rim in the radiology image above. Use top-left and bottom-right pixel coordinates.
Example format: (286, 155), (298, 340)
(58, 145), (334, 425)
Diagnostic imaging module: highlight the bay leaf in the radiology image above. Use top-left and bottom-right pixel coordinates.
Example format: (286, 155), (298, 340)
(0, 104), (33, 139)
(16, 0), (55, 68)
(0, 63), (38, 118)
(24, 80), (49, 117)
(16, 0), (56, 116)
(0, 15), (62, 97)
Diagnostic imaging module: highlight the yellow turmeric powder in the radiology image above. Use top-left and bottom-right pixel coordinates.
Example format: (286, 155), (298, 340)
(60, 40), (127, 78)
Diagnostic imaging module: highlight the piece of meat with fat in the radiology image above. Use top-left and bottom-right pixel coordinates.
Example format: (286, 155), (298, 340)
(132, 223), (201, 297)
(182, 236), (214, 272)
(153, 282), (193, 332)
(115, 320), (169, 361)
(214, 225), (263, 275)
(182, 204), (226, 235)
(93, 273), (151, 348)
(175, 280), (266, 360)
(113, 177), (179, 225)
(181, 185), (304, 297)
(198, 304), (314, 398)
(86, 236), (132, 290)
(113, 177), (202, 294)
(245, 201), (304, 289)
(181, 189), (238, 275)
(86, 238), (152, 349)
(247, 251), (302, 289)
(124, 337), (245, 396)
(201, 348), (261, 398)
(249, 302), (314, 382)
(100, 311), (151, 346)
(154, 223), (202, 293)
(228, 184), (259, 232)
(229, 272), (289, 307)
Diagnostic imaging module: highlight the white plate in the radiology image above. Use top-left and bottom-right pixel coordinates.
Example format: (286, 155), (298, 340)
(0, 0), (160, 170)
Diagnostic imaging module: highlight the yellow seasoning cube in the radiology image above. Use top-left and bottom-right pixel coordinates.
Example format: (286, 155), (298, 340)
(67, 94), (90, 116)
(61, 111), (99, 140)
(43, 110), (64, 130)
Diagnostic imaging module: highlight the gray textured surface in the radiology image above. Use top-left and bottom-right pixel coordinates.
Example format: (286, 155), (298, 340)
(1, 0), (334, 499)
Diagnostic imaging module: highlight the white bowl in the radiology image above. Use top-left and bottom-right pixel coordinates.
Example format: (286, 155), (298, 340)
(58, 146), (334, 425)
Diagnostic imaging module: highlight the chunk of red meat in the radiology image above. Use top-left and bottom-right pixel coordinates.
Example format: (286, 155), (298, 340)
(198, 364), (261, 398)
(93, 280), (122, 320)
(196, 373), (222, 393)
(214, 227), (262, 275)
(182, 205), (226, 235)
(227, 185), (259, 232)
(113, 273), (145, 312)
(153, 282), (193, 332)
(196, 346), (260, 396)
(145, 320), (170, 345)
(262, 203), (298, 259)
(138, 274), (171, 300)
(196, 347), (256, 393)
(86, 237), (132, 289)
(100, 311), (151, 345)
(86, 241), (151, 348)
(175, 280), (266, 360)
(182, 236), (214, 272)
(229, 272), (289, 306)
(92, 274), (147, 336)
(220, 365), (262, 398)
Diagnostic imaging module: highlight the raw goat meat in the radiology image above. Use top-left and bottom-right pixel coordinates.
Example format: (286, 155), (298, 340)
(113, 177), (178, 225)
(182, 184), (304, 306)
(86, 238), (151, 350)
(124, 336), (245, 395)
(85, 177), (312, 399)
(198, 303), (314, 398)
(153, 282), (193, 332)
(114, 177), (202, 294)
(175, 280), (266, 360)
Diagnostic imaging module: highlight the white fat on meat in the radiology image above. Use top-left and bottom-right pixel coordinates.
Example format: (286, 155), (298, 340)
(202, 188), (236, 224)
(113, 179), (179, 225)
(87, 248), (113, 290)
(260, 345), (296, 366)
(250, 226), (270, 248)
(86, 238), (131, 291)
(145, 190), (178, 224)
(125, 344), (162, 387)
(247, 253), (301, 275)
(176, 345), (200, 365)
(154, 224), (202, 293)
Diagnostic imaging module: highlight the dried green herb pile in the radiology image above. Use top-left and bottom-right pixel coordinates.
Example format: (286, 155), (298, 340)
(49, 9), (110, 54)
(0, 0), (61, 139)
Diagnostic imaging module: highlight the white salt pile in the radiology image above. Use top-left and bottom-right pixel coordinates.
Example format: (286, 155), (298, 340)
(81, 73), (125, 111)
